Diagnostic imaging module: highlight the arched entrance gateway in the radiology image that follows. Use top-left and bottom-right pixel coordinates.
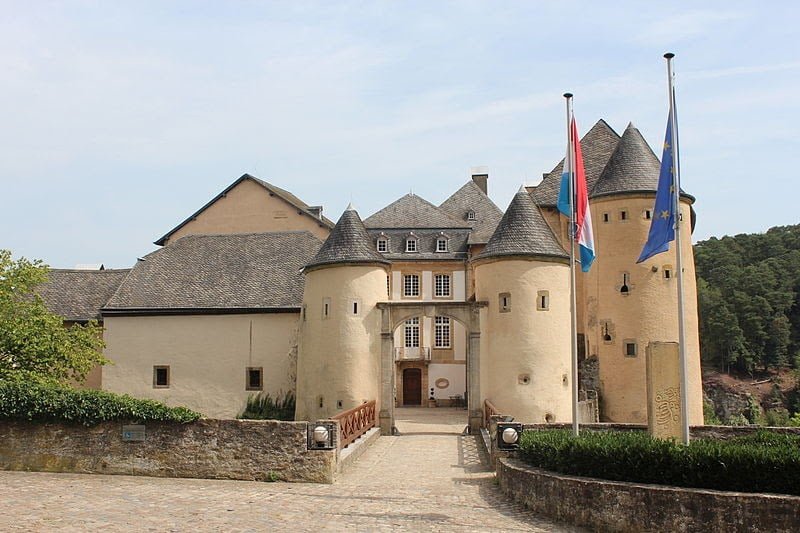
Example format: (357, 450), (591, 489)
(377, 301), (485, 433)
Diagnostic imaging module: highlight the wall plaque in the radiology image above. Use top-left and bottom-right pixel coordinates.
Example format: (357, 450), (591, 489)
(122, 425), (145, 442)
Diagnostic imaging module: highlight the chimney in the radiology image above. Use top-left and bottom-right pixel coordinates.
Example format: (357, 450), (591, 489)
(470, 166), (488, 195)
(307, 206), (323, 220)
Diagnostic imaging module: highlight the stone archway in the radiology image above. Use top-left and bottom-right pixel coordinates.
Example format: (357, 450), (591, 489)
(377, 301), (485, 434)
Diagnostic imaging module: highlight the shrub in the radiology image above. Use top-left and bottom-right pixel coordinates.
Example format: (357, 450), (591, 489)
(519, 429), (800, 496)
(0, 380), (201, 426)
(238, 391), (295, 421)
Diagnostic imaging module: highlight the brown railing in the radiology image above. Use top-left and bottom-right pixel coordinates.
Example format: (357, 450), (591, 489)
(484, 399), (499, 429)
(332, 400), (376, 449)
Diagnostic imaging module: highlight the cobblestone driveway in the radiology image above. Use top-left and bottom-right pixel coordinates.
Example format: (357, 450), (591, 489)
(0, 409), (578, 532)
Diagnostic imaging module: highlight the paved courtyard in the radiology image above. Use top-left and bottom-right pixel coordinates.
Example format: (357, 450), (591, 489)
(0, 408), (579, 532)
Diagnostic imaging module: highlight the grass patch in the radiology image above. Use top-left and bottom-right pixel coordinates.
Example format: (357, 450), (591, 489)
(238, 391), (295, 421)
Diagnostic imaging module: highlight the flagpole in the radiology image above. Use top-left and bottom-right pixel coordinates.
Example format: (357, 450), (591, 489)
(665, 52), (690, 445)
(564, 92), (580, 437)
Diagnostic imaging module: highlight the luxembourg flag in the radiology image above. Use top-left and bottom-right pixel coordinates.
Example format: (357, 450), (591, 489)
(557, 117), (596, 272)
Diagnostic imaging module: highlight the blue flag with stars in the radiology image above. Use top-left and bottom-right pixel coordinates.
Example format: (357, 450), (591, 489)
(637, 112), (676, 263)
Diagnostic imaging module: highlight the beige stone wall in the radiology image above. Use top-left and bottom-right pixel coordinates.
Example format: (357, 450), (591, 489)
(102, 313), (298, 419)
(164, 179), (331, 244)
(584, 195), (702, 424)
(296, 265), (387, 421)
(475, 258), (572, 423)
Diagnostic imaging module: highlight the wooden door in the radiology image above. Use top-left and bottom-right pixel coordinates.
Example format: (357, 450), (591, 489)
(403, 368), (422, 406)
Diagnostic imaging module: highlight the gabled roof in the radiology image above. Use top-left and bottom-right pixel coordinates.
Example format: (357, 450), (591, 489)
(476, 187), (568, 261)
(154, 174), (334, 246)
(439, 180), (504, 244)
(36, 269), (131, 321)
(589, 123), (663, 198)
(104, 232), (322, 312)
(364, 193), (473, 230)
(305, 206), (390, 270)
(531, 119), (621, 206)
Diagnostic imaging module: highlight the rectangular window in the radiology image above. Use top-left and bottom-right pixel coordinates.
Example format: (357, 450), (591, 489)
(603, 213), (610, 223)
(403, 274), (420, 297)
(436, 238), (448, 252)
(663, 265), (673, 279)
(620, 210), (628, 221)
(406, 239), (417, 252)
(246, 367), (263, 391)
(434, 274), (451, 297)
(322, 297), (331, 319)
(537, 290), (549, 311)
(624, 341), (637, 358)
(434, 316), (451, 348)
(351, 300), (359, 315)
(153, 366), (170, 388)
(404, 317), (420, 348)
(499, 292), (511, 313)
(644, 210), (652, 220)
(377, 239), (388, 252)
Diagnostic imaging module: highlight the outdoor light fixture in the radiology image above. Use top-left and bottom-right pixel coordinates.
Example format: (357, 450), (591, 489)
(307, 421), (336, 450)
(496, 422), (523, 450)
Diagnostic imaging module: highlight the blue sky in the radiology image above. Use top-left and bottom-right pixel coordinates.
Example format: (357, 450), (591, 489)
(2, 1), (799, 268)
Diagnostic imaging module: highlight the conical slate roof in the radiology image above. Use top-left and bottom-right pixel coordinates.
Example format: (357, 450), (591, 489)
(364, 193), (472, 229)
(476, 187), (568, 261)
(305, 206), (390, 270)
(590, 123), (662, 198)
(532, 119), (621, 206)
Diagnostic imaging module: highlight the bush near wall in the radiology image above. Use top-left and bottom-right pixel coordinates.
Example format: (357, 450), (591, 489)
(519, 429), (800, 496)
(0, 381), (201, 426)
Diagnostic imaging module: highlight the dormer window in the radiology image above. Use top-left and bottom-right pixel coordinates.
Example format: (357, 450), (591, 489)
(467, 210), (476, 221)
(436, 238), (448, 252)
(405, 234), (418, 253)
(377, 238), (388, 253)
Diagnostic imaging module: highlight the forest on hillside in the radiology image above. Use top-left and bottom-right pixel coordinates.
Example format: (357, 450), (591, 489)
(695, 224), (800, 373)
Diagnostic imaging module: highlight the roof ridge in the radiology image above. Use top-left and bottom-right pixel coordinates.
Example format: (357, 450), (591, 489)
(364, 192), (473, 229)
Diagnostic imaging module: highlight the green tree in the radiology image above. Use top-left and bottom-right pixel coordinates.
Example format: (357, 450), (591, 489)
(0, 250), (106, 384)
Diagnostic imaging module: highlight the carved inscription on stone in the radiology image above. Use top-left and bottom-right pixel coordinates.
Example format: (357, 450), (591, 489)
(655, 386), (680, 429)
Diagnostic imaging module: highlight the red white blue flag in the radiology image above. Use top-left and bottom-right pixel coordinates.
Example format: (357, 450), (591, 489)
(558, 118), (596, 272)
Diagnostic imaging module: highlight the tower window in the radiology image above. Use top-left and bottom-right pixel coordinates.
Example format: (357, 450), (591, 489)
(246, 367), (263, 391)
(603, 213), (610, 223)
(377, 238), (388, 252)
(153, 366), (170, 388)
(624, 340), (638, 358)
(403, 274), (420, 297)
(434, 274), (451, 297)
(434, 316), (451, 348)
(499, 292), (511, 313)
(620, 273), (630, 295)
(620, 210), (628, 221)
(322, 297), (331, 319)
(663, 265), (673, 279)
(350, 299), (361, 315)
(602, 321), (614, 343)
(404, 317), (420, 348)
(436, 238), (448, 252)
(537, 290), (550, 311)
(644, 209), (652, 220)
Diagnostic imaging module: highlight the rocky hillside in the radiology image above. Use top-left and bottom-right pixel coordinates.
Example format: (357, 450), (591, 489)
(703, 367), (799, 425)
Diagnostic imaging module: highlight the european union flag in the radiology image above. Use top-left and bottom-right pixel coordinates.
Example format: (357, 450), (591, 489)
(637, 112), (676, 263)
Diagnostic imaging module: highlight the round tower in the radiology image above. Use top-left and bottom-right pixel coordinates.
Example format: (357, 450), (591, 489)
(584, 123), (702, 425)
(295, 205), (390, 421)
(473, 187), (572, 423)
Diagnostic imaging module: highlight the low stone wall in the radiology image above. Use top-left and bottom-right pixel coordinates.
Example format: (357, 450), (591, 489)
(0, 419), (336, 483)
(522, 422), (800, 438)
(497, 458), (800, 533)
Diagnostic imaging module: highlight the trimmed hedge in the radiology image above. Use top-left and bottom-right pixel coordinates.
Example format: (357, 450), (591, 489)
(0, 380), (201, 426)
(519, 429), (800, 496)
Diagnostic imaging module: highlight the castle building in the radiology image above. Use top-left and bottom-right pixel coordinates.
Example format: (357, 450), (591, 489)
(38, 119), (703, 428)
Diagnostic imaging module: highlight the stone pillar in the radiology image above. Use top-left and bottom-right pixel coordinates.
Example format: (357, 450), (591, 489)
(379, 306), (395, 435)
(646, 342), (682, 440)
(467, 331), (482, 432)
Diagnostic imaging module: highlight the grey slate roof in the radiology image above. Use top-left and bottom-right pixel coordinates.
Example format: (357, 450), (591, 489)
(439, 180), (504, 244)
(476, 188), (568, 261)
(364, 193), (473, 230)
(531, 119), (621, 206)
(36, 269), (131, 321)
(305, 207), (390, 270)
(105, 232), (322, 311)
(154, 174), (334, 245)
(590, 123), (663, 198)
(367, 229), (470, 261)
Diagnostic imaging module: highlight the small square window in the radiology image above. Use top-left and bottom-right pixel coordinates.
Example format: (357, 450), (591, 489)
(377, 238), (388, 252)
(246, 367), (263, 391)
(436, 238), (448, 252)
(644, 210), (652, 220)
(663, 265), (673, 279)
(624, 341), (637, 358)
(153, 366), (170, 388)
(406, 239), (417, 252)
(499, 292), (511, 313)
(537, 290), (549, 311)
